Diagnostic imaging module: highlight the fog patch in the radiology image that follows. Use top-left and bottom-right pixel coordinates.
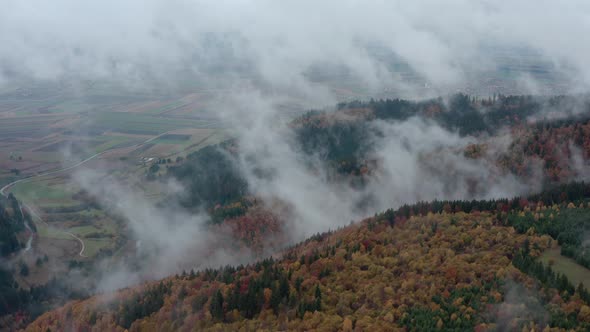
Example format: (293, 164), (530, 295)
(213, 93), (544, 242)
(72, 169), (257, 292)
(491, 280), (549, 331)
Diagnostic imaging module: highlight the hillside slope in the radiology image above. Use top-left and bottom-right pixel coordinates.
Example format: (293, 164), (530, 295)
(167, 94), (590, 233)
(24, 186), (590, 331)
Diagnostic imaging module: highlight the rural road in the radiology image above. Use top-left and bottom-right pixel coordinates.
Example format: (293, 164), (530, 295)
(23, 201), (88, 258)
(0, 151), (107, 197)
(0, 151), (108, 258)
(0, 131), (170, 258)
(65, 232), (86, 257)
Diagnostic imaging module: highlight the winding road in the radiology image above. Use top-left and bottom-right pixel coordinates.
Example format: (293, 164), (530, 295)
(0, 161), (102, 257)
(0, 131), (171, 258)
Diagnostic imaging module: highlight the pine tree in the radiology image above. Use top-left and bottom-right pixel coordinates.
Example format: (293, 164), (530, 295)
(209, 289), (224, 321)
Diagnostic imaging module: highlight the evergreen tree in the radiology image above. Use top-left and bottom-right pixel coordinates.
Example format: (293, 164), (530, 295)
(209, 289), (224, 321)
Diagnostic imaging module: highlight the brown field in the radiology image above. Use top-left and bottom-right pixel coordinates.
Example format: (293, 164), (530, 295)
(114, 100), (166, 113)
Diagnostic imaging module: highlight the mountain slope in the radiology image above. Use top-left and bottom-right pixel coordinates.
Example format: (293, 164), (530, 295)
(24, 185), (590, 331)
(168, 94), (590, 230)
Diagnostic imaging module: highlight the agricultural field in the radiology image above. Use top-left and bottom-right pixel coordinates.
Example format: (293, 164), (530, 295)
(9, 173), (121, 260)
(0, 87), (231, 276)
(136, 128), (227, 158)
(0, 114), (71, 139)
(0, 85), (241, 311)
(0, 86), (236, 281)
(11, 176), (79, 209)
(540, 247), (590, 288)
(152, 134), (192, 144)
(82, 111), (218, 136)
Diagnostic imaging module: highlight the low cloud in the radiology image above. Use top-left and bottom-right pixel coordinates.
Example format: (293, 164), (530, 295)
(2, 1), (590, 96)
(72, 169), (257, 291)
(491, 280), (549, 330)
(216, 93), (542, 242)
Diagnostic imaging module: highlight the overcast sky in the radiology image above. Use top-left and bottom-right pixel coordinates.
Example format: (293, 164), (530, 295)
(1, 0), (589, 97)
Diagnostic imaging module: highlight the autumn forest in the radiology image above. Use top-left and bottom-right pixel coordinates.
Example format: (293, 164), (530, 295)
(18, 93), (590, 332)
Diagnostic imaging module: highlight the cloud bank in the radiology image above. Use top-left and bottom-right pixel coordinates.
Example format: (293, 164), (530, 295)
(1, 0), (590, 96)
(215, 93), (543, 241)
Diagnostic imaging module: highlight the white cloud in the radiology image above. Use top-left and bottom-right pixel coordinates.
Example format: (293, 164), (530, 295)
(1, 1), (589, 95)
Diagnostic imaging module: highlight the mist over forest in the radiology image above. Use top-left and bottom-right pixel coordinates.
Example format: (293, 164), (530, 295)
(2, 1), (590, 331)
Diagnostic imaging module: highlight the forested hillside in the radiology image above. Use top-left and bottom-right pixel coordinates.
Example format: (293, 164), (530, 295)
(166, 141), (248, 211)
(0, 194), (26, 256)
(22, 94), (590, 331)
(296, 94), (590, 181)
(0, 194), (85, 330)
(4, 0), (590, 331)
(0, 194), (28, 318)
(25, 182), (590, 331)
(166, 94), (590, 235)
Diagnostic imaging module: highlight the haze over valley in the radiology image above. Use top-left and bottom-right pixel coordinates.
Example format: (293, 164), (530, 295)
(2, 1), (590, 331)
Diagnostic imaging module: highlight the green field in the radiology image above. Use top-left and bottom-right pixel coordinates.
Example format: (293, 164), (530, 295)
(69, 222), (116, 238)
(146, 101), (186, 115)
(11, 178), (79, 208)
(9, 173), (122, 258)
(152, 134), (192, 145)
(35, 221), (72, 240)
(92, 135), (140, 153)
(83, 238), (112, 257)
(35, 222), (115, 258)
(87, 112), (215, 135)
(539, 247), (590, 288)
